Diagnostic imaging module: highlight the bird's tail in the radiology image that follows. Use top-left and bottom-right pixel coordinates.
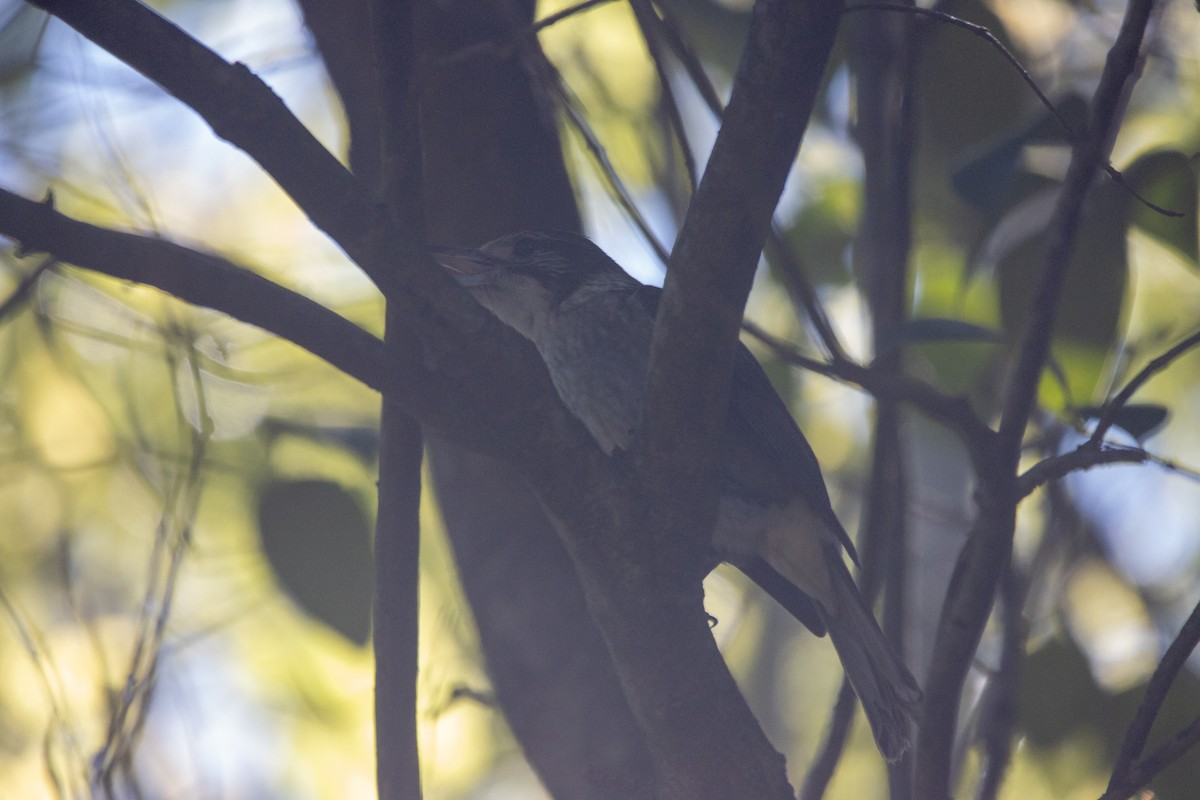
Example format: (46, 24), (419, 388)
(820, 562), (922, 762)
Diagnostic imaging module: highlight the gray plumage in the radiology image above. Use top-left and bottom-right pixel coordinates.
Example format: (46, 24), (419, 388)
(432, 230), (921, 760)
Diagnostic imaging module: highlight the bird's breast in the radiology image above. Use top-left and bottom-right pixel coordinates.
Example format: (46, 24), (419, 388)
(536, 300), (653, 455)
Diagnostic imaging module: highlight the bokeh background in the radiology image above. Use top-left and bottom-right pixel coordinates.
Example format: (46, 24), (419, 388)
(1, 0), (1200, 797)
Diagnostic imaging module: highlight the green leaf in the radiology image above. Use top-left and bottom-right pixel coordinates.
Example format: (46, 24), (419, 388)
(1126, 149), (1199, 267)
(778, 178), (858, 286)
(1077, 403), (1170, 440)
(950, 95), (1089, 214)
(998, 181), (1131, 408)
(951, 135), (1026, 213)
(258, 479), (374, 646)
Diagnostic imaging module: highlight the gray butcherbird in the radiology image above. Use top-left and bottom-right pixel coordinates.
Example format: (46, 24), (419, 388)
(432, 230), (921, 760)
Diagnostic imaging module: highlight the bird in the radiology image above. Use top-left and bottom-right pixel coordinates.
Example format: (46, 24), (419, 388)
(430, 230), (921, 760)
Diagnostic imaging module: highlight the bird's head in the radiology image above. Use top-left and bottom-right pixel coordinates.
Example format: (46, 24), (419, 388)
(430, 231), (636, 341)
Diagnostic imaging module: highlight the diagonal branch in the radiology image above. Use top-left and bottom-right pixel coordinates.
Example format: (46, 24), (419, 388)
(1017, 442), (1150, 499)
(0, 188), (391, 392)
(996, 0), (1153, 460)
(1101, 714), (1200, 800)
(640, 0), (848, 360)
(639, 0), (845, 558)
(26, 0), (459, 319)
(0, 187), (558, 463)
(28, 0), (385, 285)
(915, 2), (1156, 797)
(741, 321), (996, 454)
(1090, 327), (1200, 446)
(1104, 596), (1200, 798)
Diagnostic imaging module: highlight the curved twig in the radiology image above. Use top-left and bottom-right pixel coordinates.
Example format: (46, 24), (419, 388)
(1017, 442), (1150, 499)
(1104, 597), (1200, 799)
(1090, 327), (1200, 446)
(917, 2), (1156, 796)
(630, 0), (698, 192)
(847, 2), (1180, 219)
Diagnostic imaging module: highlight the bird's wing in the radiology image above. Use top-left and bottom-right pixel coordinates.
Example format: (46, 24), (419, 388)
(634, 284), (859, 565)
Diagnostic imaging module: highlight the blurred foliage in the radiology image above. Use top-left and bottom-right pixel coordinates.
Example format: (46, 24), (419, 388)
(0, 0), (1198, 798)
(258, 479), (374, 646)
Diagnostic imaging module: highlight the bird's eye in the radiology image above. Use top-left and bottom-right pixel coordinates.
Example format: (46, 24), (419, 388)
(511, 237), (537, 259)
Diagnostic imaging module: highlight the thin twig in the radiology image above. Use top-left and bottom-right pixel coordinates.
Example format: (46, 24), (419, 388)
(0, 187), (396, 394)
(847, 2), (1180, 220)
(642, 0), (849, 360)
(975, 566), (1024, 800)
(1017, 443), (1150, 499)
(1105, 596), (1200, 797)
(763, 232), (849, 362)
(517, 31), (671, 264)
(646, 0), (724, 116)
(1102, 714), (1200, 800)
(533, 0), (617, 32)
(742, 321), (994, 451)
(917, 2), (1156, 796)
(1090, 327), (1200, 446)
(0, 254), (57, 325)
(629, 0), (698, 192)
(847, 4), (1066, 136)
(799, 679), (858, 800)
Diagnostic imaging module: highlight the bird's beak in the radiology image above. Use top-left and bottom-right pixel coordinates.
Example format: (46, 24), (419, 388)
(429, 246), (500, 287)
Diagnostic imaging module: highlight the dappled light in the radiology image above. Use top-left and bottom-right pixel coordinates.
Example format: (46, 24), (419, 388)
(1, 0), (1199, 798)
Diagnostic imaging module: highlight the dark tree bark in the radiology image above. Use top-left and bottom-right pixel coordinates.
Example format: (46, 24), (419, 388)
(300, 0), (657, 796)
(413, 3), (659, 797)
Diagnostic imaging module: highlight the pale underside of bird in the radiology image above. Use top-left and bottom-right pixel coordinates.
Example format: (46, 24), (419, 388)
(432, 230), (921, 761)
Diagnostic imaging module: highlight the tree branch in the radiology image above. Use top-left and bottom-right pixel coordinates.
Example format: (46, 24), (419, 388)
(1089, 327), (1200, 446)
(0, 189), (391, 392)
(28, 0), (389, 287)
(0, 186), (575, 467)
(1018, 443), (1150, 499)
(633, 0), (849, 360)
(640, 0), (844, 560)
(799, 679), (858, 800)
(26, 0), (466, 324)
(555, 0), (847, 796)
(1104, 596), (1200, 798)
(741, 321), (996, 454)
(364, 0), (427, 795)
(916, 2), (1155, 796)
(1101, 714), (1200, 800)
(403, 0), (659, 795)
(851, 7), (919, 793)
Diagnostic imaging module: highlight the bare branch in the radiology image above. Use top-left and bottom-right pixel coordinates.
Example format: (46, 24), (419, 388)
(638, 0), (848, 361)
(0, 253), (56, 324)
(533, 0), (618, 33)
(1104, 596), (1200, 798)
(26, 0), (471, 321)
(762, 232), (849, 363)
(640, 0), (844, 560)
(1102, 715), (1200, 800)
(588, 0), (847, 795)
(0, 187), (574, 466)
(742, 321), (995, 454)
(1090, 327), (1200, 446)
(975, 567), (1025, 800)
(0, 189), (389, 389)
(916, 3), (1156, 796)
(848, 3), (1180, 220)
(799, 679), (858, 800)
(630, 0), (698, 192)
(1018, 443), (1150, 499)
(365, 0), (426, 795)
(27, 0), (393, 288)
